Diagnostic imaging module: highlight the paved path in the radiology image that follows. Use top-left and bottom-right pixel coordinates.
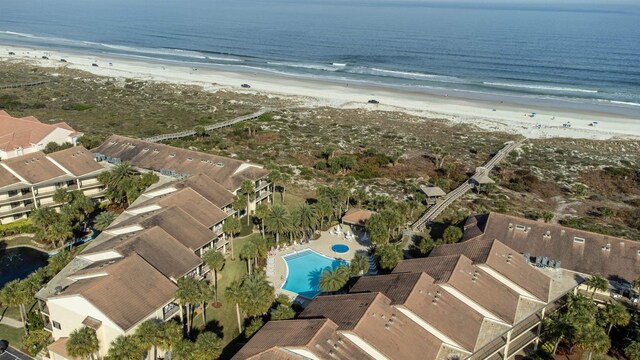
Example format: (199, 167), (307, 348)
(0, 316), (22, 329)
(408, 140), (524, 247)
(143, 108), (271, 143)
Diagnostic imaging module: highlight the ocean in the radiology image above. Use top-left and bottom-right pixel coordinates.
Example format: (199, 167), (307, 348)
(1, 0), (639, 114)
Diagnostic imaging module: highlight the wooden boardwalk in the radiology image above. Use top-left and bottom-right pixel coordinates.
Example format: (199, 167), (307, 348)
(0, 80), (50, 90)
(143, 109), (271, 143)
(410, 140), (524, 236)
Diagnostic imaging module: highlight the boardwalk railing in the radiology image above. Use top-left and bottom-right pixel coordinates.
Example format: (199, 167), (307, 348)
(411, 140), (524, 233)
(0, 80), (51, 90)
(144, 109), (271, 143)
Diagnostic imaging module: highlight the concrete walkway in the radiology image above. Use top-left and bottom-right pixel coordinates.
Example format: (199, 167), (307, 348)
(0, 316), (23, 328)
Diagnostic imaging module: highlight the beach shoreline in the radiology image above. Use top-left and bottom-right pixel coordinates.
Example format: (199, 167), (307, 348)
(1, 43), (639, 141)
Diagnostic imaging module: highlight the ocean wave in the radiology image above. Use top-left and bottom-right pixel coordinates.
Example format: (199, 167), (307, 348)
(0, 31), (37, 38)
(483, 82), (598, 93)
(610, 100), (640, 107)
(267, 61), (340, 72)
(349, 67), (464, 83)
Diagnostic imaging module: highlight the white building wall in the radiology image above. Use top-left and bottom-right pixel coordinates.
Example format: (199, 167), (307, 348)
(47, 296), (124, 357)
(38, 128), (75, 148)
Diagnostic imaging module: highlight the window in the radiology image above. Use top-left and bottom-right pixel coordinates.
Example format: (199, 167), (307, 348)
(573, 236), (585, 244)
(8, 190), (18, 197)
(67, 180), (77, 187)
(52, 321), (61, 330)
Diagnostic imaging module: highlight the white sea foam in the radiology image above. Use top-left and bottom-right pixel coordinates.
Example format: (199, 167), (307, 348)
(267, 61), (339, 72)
(483, 82), (598, 93)
(0, 31), (37, 38)
(610, 101), (640, 107)
(350, 67), (463, 83)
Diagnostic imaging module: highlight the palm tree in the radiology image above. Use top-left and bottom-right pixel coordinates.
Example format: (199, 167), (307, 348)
(225, 280), (244, 332)
(105, 335), (144, 360)
(0, 279), (31, 334)
(375, 244), (403, 270)
(52, 188), (72, 204)
(544, 312), (573, 355)
(265, 205), (290, 247)
(319, 266), (349, 294)
(240, 180), (256, 225)
(193, 332), (223, 360)
(240, 241), (259, 275)
(157, 321), (182, 357)
(366, 213), (390, 245)
(269, 169), (289, 204)
(585, 274), (608, 298)
(134, 319), (161, 360)
(601, 301), (630, 334)
(29, 207), (57, 238)
(66, 327), (99, 360)
(202, 249), (225, 304)
(296, 203), (318, 240)
(225, 272), (275, 332)
(574, 325), (610, 360)
(94, 211), (117, 231)
(175, 277), (209, 336)
(313, 199), (332, 230)
(350, 253), (369, 276)
(223, 217), (241, 260)
(254, 203), (269, 238)
(48, 219), (74, 248)
(625, 341), (640, 360)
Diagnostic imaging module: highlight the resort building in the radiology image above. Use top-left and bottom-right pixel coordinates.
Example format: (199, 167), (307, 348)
(37, 137), (272, 360)
(0, 147), (106, 224)
(460, 213), (640, 283)
(0, 110), (83, 160)
(237, 237), (579, 360)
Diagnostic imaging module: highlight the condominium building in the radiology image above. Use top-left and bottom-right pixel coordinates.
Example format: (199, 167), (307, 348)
(37, 137), (272, 360)
(0, 147), (106, 224)
(0, 110), (83, 160)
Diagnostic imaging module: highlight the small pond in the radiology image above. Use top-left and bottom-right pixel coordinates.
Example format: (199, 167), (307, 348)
(0, 247), (49, 288)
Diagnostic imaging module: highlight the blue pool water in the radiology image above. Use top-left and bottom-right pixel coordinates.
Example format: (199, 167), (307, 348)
(331, 244), (349, 254)
(282, 250), (348, 299)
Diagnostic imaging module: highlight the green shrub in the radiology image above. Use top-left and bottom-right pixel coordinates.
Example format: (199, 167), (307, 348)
(0, 219), (37, 237)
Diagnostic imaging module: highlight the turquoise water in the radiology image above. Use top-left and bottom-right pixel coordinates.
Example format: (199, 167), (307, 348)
(331, 244), (349, 253)
(282, 250), (348, 299)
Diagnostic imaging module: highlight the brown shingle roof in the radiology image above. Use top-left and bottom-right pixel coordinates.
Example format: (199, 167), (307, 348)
(93, 135), (267, 191)
(392, 254), (460, 282)
(114, 206), (215, 250)
(84, 226), (201, 279)
(393, 255), (522, 324)
(342, 208), (375, 226)
(47, 337), (78, 360)
(0, 164), (22, 189)
(47, 146), (104, 177)
(430, 239), (552, 302)
(351, 272), (488, 352)
(475, 213), (640, 283)
(300, 292), (446, 360)
(160, 173), (234, 208)
(59, 254), (177, 330)
(2, 151), (69, 184)
(149, 188), (228, 228)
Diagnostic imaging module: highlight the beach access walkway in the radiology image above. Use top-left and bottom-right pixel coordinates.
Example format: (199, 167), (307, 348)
(408, 140), (524, 247)
(143, 108), (271, 143)
(0, 80), (51, 90)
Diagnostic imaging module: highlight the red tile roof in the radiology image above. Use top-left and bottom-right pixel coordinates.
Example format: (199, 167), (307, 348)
(0, 111), (81, 151)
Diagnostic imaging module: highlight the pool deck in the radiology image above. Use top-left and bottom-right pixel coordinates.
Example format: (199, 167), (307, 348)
(266, 224), (372, 304)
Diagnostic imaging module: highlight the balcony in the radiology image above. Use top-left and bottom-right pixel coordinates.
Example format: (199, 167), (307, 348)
(0, 192), (33, 205)
(255, 180), (271, 191)
(163, 303), (180, 321)
(0, 203), (35, 217)
(255, 190), (272, 202)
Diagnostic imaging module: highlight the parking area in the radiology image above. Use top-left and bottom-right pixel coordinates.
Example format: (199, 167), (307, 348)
(0, 347), (32, 360)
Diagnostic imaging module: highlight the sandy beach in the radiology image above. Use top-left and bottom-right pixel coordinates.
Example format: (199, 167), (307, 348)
(1, 44), (639, 140)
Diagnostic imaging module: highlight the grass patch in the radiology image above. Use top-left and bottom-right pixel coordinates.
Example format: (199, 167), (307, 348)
(190, 234), (260, 347)
(271, 192), (307, 212)
(1, 236), (37, 248)
(0, 324), (24, 350)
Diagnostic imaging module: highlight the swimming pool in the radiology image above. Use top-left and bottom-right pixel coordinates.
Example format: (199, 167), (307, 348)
(331, 244), (349, 253)
(282, 249), (349, 299)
